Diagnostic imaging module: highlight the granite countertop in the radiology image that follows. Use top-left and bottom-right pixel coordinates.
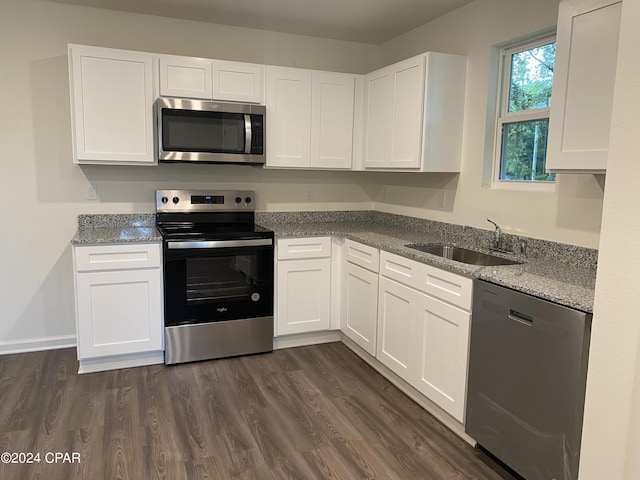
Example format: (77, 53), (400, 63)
(71, 214), (162, 244)
(71, 211), (597, 313)
(256, 213), (597, 314)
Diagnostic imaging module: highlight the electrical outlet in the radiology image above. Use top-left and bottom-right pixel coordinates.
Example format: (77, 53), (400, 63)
(306, 188), (313, 200)
(87, 185), (97, 201)
(437, 190), (446, 209)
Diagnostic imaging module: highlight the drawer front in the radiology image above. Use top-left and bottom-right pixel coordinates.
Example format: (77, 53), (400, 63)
(417, 264), (473, 311)
(344, 239), (379, 273)
(75, 243), (161, 271)
(379, 251), (473, 310)
(277, 236), (331, 260)
(379, 251), (421, 288)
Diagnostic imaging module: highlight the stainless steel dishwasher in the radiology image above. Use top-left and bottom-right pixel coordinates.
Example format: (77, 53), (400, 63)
(466, 280), (592, 480)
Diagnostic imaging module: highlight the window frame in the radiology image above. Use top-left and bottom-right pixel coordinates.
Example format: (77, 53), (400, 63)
(491, 33), (556, 192)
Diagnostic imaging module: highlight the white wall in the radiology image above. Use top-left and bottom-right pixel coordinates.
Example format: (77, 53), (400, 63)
(578, 0), (640, 477)
(371, 0), (604, 248)
(0, 0), (381, 351)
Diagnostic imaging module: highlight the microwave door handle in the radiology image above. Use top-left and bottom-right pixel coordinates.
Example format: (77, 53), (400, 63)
(244, 114), (252, 154)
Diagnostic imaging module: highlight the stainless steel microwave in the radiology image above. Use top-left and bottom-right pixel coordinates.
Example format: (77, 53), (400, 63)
(156, 98), (265, 165)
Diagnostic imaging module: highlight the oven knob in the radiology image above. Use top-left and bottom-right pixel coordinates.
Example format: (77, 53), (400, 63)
(245, 197), (252, 204)
(172, 196), (180, 204)
(235, 196), (242, 204)
(161, 196), (168, 204)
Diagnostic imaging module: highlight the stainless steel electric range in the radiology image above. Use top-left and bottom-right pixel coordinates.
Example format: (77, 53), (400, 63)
(155, 189), (274, 365)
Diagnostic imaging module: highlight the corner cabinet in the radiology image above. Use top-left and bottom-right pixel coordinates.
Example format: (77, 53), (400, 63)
(363, 52), (466, 172)
(72, 242), (164, 373)
(275, 237), (332, 335)
(266, 67), (356, 169)
(68, 44), (156, 165)
(547, 0), (622, 173)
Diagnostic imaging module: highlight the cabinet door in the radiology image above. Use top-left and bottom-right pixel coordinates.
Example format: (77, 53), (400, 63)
(75, 268), (163, 359)
(547, 0), (622, 173)
(389, 56), (425, 169)
(159, 55), (212, 99)
(413, 294), (471, 422)
(68, 45), (155, 165)
(266, 67), (312, 168)
(342, 262), (378, 355)
(311, 72), (355, 169)
(376, 276), (418, 378)
(364, 67), (394, 168)
(213, 60), (264, 104)
(276, 258), (331, 335)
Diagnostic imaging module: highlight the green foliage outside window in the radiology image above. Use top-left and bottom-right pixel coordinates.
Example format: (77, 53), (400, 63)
(499, 42), (556, 182)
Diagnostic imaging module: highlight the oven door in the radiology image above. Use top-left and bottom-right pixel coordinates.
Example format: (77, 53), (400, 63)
(163, 238), (273, 327)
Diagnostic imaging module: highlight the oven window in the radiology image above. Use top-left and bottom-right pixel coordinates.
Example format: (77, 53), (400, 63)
(186, 255), (253, 302)
(163, 243), (274, 326)
(162, 110), (245, 153)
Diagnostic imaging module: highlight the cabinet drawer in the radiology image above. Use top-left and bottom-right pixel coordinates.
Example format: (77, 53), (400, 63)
(380, 251), (472, 310)
(344, 239), (379, 273)
(417, 264), (473, 311)
(277, 237), (331, 260)
(379, 250), (421, 287)
(75, 243), (161, 271)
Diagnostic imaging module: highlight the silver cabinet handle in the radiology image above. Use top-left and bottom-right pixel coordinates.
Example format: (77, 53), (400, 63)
(167, 238), (272, 249)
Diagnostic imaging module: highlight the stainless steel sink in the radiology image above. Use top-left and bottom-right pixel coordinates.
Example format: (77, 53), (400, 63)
(406, 244), (523, 266)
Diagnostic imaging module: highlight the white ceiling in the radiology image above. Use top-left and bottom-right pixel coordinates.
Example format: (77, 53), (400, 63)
(46, 0), (474, 44)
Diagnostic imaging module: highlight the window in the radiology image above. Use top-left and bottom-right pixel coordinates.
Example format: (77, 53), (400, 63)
(493, 35), (556, 188)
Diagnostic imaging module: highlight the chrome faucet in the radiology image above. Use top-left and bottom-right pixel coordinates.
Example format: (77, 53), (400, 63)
(487, 219), (502, 250)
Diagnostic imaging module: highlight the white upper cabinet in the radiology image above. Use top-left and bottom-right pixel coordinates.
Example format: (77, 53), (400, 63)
(547, 0), (622, 173)
(212, 60), (264, 104)
(363, 52), (466, 172)
(266, 67), (313, 168)
(68, 44), (156, 165)
(311, 72), (355, 169)
(159, 56), (264, 103)
(266, 66), (356, 169)
(159, 55), (212, 99)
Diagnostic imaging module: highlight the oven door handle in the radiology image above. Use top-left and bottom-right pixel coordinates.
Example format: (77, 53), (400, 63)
(167, 238), (273, 249)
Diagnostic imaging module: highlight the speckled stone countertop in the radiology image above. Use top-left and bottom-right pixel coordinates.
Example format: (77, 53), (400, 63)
(71, 211), (597, 312)
(256, 211), (597, 313)
(71, 214), (162, 244)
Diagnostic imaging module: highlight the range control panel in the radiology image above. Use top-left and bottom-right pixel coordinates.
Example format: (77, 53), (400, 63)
(156, 190), (255, 213)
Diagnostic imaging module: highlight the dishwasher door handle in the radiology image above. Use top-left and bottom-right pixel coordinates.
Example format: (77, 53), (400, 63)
(508, 309), (534, 326)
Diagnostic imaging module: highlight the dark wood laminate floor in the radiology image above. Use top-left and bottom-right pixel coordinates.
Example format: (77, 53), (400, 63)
(0, 342), (516, 480)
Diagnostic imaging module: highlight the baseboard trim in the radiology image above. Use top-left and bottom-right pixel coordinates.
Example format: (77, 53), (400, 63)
(0, 335), (76, 355)
(78, 350), (164, 374)
(274, 330), (341, 350)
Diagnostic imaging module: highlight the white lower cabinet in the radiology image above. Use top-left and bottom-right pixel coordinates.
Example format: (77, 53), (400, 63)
(341, 239), (380, 355)
(276, 237), (332, 335)
(375, 251), (473, 422)
(413, 293), (471, 422)
(376, 276), (418, 378)
(73, 242), (164, 373)
(342, 261), (379, 356)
